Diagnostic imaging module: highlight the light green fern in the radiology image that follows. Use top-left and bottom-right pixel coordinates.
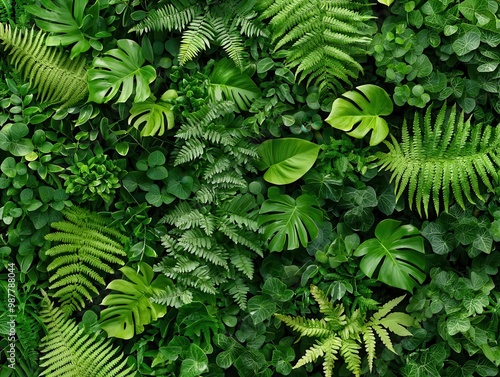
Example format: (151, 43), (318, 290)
(44, 207), (129, 315)
(39, 293), (134, 377)
(258, 0), (374, 93)
(130, 0), (266, 69)
(376, 103), (500, 217)
(276, 285), (415, 377)
(0, 23), (88, 107)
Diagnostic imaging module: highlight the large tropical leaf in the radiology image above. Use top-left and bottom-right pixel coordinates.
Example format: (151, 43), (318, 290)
(354, 219), (426, 292)
(258, 187), (324, 252)
(99, 262), (167, 339)
(88, 39), (156, 104)
(255, 138), (321, 185)
(128, 89), (178, 137)
(325, 85), (393, 146)
(26, 0), (109, 58)
(208, 58), (261, 111)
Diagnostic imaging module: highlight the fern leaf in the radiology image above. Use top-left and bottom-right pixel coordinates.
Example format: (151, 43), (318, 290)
(371, 295), (405, 321)
(259, 0), (374, 94)
(39, 293), (133, 377)
(275, 314), (331, 337)
(129, 2), (199, 34)
(179, 14), (214, 65)
(212, 17), (246, 69)
(310, 285), (346, 327)
(227, 279), (250, 310)
(294, 341), (325, 369)
(44, 207), (128, 315)
(0, 23), (87, 107)
(377, 103), (500, 216)
(363, 327), (376, 372)
(230, 252), (254, 279)
(371, 324), (395, 353)
(340, 339), (362, 377)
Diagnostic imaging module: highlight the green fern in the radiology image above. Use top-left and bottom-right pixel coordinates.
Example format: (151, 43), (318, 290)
(0, 23), (88, 107)
(44, 207), (129, 315)
(258, 0), (374, 93)
(155, 103), (262, 309)
(276, 285), (415, 377)
(39, 293), (134, 377)
(376, 103), (500, 217)
(130, 0), (266, 69)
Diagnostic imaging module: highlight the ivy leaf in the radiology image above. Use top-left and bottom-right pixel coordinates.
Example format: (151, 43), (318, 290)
(325, 85), (393, 146)
(99, 262), (167, 339)
(354, 219), (426, 292)
(256, 138), (321, 185)
(88, 39), (156, 104)
(247, 295), (276, 325)
(421, 222), (456, 255)
(208, 58), (261, 111)
(258, 187), (324, 251)
(262, 277), (294, 302)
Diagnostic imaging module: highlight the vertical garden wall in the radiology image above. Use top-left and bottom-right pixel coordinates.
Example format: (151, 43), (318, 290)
(1, 0), (500, 376)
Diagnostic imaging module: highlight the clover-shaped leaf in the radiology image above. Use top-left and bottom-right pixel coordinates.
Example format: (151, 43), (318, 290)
(325, 85), (393, 146)
(88, 39), (156, 104)
(354, 219), (426, 291)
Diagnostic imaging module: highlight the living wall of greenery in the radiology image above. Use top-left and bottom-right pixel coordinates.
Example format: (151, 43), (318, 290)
(1, 0), (500, 376)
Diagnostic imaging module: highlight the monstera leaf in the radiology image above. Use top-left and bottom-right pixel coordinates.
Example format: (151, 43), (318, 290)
(258, 187), (324, 252)
(354, 219), (426, 292)
(88, 39), (156, 104)
(208, 58), (261, 111)
(100, 262), (167, 339)
(255, 138), (321, 185)
(26, 0), (109, 58)
(128, 89), (178, 136)
(325, 85), (393, 146)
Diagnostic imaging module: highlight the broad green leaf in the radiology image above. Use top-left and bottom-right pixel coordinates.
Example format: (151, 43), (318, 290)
(128, 91), (177, 136)
(354, 219), (426, 291)
(452, 30), (481, 56)
(447, 315), (470, 335)
(259, 187), (324, 252)
(88, 39), (156, 104)
(256, 138), (321, 185)
(325, 85), (393, 146)
(208, 58), (261, 111)
(262, 277), (294, 302)
(180, 344), (209, 377)
(247, 295), (276, 325)
(378, 0), (395, 5)
(100, 262), (167, 339)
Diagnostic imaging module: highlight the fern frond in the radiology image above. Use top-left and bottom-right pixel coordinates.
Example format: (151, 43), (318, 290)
(227, 279), (250, 309)
(212, 16), (246, 69)
(230, 252), (254, 279)
(39, 294), (133, 377)
(377, 103), (500, 216)
(363, 327), (376, 372)
(174, 138), (205, 165)
(259, 0), (374, 93)
(179, 14), (214, 65)
(150, 285), (193, 308)
(310, 285), (346, 326)
(370, 324), (395, 353)
(0, 24), (88, 107)
(44, 207), (128, 315)
(340, 339), (362, 377)
(275, 314), (331, 337)
(129, 1), (200, 34)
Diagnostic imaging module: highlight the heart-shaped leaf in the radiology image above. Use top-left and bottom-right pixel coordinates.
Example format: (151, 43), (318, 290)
(354, 219), (426, 291)
(255, 138), (321, 185)
(325, 85), (393, 146)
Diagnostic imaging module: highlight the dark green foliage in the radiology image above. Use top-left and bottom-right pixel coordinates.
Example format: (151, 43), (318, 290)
(130, 0), (266, 69)
(44, 207), (128, 315)
(377, 103), (500, 217)
(258, 0), (374, 93)
(39, 293), (134, 377)
(0, 23), (88, 107)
